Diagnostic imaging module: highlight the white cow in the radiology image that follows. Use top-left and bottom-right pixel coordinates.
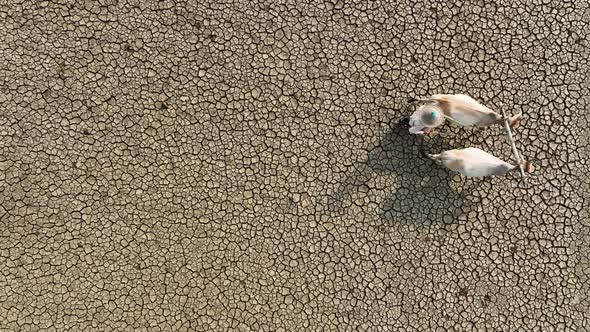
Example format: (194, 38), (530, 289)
(407, 94), (522, 134)
(427, 147), (534, 178)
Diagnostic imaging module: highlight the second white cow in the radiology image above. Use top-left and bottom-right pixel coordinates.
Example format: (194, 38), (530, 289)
(427, 147), (534, 178)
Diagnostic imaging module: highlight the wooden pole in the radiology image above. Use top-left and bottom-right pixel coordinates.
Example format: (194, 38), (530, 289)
(501, 108), (527, 183)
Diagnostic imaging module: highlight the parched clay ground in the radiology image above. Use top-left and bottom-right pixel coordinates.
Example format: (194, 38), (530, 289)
(1, 0), (589, 330)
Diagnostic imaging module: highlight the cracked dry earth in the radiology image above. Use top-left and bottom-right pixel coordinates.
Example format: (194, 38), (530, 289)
(0, 0), (589, 330)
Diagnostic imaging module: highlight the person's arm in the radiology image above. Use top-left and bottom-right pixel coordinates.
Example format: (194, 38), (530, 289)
(409, 126), (425, 135)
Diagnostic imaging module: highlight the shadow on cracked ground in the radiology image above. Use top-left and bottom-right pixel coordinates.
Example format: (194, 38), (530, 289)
(326, 120), (472, 225)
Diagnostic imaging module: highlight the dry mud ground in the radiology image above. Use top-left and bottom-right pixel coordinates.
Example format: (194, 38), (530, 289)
(1, 0), (589, 330)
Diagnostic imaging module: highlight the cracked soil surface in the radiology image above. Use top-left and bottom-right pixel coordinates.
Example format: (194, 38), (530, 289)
(1, 0), (589, 330)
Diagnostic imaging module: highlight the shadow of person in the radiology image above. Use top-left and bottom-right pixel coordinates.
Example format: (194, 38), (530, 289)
(326, 121), (471, 225)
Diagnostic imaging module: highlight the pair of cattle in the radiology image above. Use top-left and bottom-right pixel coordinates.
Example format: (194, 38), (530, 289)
(403, 94), (534, 178)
